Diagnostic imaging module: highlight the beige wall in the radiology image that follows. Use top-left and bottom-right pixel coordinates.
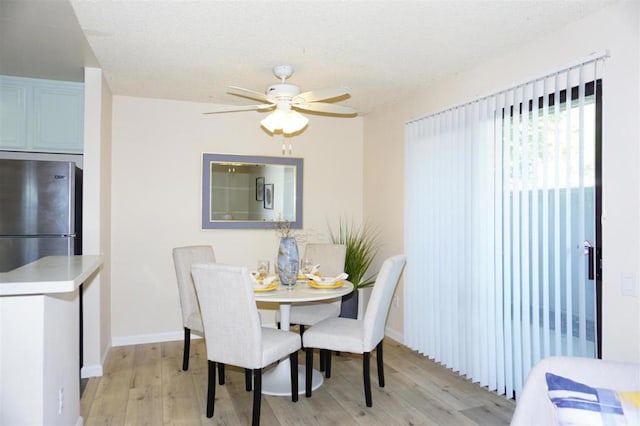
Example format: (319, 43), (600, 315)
(364, 2), (640, 362)
(99, 71), (113, 360)
(110, 96), (363, 342)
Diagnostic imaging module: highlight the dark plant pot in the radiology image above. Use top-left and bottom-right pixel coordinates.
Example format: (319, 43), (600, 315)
(339, 289), (359, 319)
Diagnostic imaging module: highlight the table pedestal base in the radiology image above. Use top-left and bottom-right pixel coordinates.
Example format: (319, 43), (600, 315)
(261, 359), (323, 396)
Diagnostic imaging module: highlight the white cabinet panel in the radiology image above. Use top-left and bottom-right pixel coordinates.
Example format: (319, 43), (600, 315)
(0, 82), (28, 150)
(0, 76), (84, 154)
(32, 85), (84, 152)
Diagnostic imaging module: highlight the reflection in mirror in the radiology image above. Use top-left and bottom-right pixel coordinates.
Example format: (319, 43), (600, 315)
(202, 153), (303, 229)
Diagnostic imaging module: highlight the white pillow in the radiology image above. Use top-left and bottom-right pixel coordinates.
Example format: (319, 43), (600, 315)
(546, 372), (640, 425)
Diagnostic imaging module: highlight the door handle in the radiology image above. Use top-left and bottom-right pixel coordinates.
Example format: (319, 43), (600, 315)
(586, 246), (602, 281)
(588, 246), (595, 280)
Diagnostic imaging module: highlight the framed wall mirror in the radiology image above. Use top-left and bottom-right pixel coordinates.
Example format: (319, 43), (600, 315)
(202, 153), (303, 229)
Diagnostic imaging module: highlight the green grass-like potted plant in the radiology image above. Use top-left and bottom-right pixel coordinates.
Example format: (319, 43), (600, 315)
(329, 219), (380, 319)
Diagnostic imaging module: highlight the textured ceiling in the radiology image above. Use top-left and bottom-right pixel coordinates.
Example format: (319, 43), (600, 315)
(2, 0), (615, 115)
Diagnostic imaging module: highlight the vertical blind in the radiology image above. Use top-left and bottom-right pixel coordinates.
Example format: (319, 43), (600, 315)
(404, 54), (605, 398)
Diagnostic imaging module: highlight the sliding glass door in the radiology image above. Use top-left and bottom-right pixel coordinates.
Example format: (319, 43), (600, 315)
(501, 80), (602, 391)
(404, 57), (604, 398)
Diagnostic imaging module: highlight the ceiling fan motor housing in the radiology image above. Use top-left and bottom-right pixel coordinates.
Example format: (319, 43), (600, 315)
(266, 83), (300, 100)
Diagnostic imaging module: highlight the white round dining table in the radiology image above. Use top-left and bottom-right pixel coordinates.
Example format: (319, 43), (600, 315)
(254, 279), (354, 396)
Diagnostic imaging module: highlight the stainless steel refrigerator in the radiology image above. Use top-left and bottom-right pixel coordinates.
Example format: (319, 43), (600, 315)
(0, 159), (82, 273)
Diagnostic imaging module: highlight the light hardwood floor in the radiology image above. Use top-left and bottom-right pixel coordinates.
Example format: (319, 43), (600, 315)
(81, 337), (515, 425)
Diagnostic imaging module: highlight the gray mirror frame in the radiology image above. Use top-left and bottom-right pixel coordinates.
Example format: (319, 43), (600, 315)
(202, 153), (303, 229)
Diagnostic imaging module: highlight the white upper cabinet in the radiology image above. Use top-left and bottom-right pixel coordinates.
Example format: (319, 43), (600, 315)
(0, 76), (84, 154)
(0, 79), (28, 150)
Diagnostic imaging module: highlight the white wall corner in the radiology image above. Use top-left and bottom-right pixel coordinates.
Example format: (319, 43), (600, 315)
(385, 326), (403, 344)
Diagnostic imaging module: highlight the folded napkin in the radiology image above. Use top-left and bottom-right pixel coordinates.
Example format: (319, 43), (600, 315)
(305, 272), (349, 286)
(250, 273), (276, 287)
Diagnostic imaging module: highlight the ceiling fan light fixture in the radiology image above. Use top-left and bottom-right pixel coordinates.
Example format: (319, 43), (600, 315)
(260, 109), (287, 133)
(261, 109), (308, 135)
(282, 110), (308, 134)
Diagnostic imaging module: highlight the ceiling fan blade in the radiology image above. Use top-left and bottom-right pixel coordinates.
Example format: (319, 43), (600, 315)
(228, 86), (270, 102)
(203, 104), (274, 114)
(294, 102), (357, 115)
(297, 87), (349, 103)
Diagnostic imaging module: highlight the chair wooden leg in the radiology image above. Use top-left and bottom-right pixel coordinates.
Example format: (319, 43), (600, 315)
(252, 368), (262, 426)
(363, 352), (372, 407)
(320, 349), (326, 371)
(206, 360), (216, 418)
(245, 368), (252, 391)
(182, 327), (190, 371)
(305, 348), (313, 397)
(218, 363), (225, 385)
(299, 325), (305, 348)
(376, 340), (385, 387)
(324, 349), (332, 378)
(290, 351), (299, 402)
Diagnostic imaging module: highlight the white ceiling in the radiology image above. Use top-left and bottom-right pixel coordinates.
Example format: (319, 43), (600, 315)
(1, 0), (615, 115)
(0, 0), (99, 82)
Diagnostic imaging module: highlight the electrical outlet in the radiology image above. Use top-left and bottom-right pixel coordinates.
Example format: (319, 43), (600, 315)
(58, 387), (64, 414)
(622, 273), (638, 297)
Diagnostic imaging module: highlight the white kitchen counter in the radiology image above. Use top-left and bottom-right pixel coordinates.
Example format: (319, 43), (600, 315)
(0, 255), (102, 296)
(0, 255), (102, 425)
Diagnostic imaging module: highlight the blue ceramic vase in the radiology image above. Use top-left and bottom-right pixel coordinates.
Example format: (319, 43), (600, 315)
(277, 237), (299, 287)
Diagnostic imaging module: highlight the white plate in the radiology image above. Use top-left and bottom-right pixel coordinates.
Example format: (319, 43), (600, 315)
(313, 277), (339, 285)
(309, 280), (344, 289)
(305, 272), (349, 286)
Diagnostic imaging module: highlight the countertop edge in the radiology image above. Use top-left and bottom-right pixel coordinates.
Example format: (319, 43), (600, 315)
(0, 255), (103, 296)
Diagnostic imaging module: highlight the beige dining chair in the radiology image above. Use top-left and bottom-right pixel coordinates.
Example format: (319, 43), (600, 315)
(191, 263), (301, 425)
(302, 254), (406, 407)
(284, 243), (347, 333)
(172, 245), (215, 371)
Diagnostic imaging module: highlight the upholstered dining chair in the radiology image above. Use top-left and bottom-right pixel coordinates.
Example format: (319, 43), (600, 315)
(302, 254), (406, 407)
(191, 263), (301, 425)
(284, 243), (347, 334)
(172, 245), (215, 371)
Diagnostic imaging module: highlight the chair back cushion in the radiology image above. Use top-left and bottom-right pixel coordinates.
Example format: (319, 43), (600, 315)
(303, 243), (347, 277)
(191, 263), (263, 368)
(172, 245), (216, 332)
(363, 255), (406, 350)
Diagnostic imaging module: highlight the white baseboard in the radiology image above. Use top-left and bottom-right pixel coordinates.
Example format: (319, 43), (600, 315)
(385, 326), (403, 344)
(111, 330), (203, 347)
(81, 341), (111, 378)
(81, 363), (103, 379)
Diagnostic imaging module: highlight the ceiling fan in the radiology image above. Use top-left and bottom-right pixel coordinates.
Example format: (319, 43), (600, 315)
(204, 65), (357, 134)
